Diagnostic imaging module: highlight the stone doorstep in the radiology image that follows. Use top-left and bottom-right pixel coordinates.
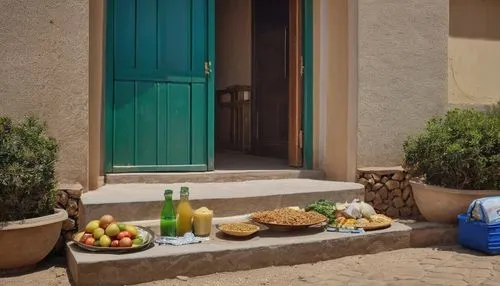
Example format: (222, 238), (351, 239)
(357, 166), (405, 175)
(105, 169), (325, 184)
(67, 222), (457, 286)
(80, 179), (364, 224)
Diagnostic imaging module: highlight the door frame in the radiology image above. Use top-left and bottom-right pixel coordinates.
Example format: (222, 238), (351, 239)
(250, 0), (313, 169)
(103, 0), (215, 173)
(104, 0), (114, 173)
(302, 0), (313, 169)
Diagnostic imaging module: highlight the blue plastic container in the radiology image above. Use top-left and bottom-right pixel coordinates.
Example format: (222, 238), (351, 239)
(457, 213), (500, 255)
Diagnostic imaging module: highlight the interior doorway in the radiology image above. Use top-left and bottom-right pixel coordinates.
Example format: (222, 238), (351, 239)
(214, 0), (303, 171)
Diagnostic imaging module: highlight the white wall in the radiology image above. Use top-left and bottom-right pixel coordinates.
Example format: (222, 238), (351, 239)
(215, 0), (252, 90)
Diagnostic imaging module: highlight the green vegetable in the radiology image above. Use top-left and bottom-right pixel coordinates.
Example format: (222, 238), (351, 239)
(305, 199), (336, 223)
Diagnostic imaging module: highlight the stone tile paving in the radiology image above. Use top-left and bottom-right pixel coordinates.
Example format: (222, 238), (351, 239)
(139, 246), (500, 286)
(1, 246), (499, 286)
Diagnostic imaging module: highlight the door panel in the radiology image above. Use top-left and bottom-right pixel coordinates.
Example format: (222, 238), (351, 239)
(109, 0), (210, 172)
(253, 0), (290, 159)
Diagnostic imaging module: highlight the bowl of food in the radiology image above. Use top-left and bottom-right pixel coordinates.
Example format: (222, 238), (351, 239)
(217, 223), (260, 237)
(251, 208), (328, 231)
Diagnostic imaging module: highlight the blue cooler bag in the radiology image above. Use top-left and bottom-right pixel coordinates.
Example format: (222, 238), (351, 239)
(458, 196), (500, 255)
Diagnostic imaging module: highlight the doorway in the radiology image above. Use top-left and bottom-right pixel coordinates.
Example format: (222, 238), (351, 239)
(103, 0), (311, 174)
(214, 0), (303, 171)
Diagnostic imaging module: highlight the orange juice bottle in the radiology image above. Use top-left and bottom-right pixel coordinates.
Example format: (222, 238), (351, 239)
(176, 186), (193, 236)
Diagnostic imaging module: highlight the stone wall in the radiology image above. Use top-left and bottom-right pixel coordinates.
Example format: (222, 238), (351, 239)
(54, 183), (83, 253)
(357, 167), (421, 219)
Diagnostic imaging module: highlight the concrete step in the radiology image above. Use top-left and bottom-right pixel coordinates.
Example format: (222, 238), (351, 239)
(80, 179), (363, 225)
(105, 169), (325, 184)
(66, 222), (456, 286)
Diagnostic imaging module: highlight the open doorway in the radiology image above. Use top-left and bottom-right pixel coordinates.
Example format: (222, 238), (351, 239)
(214, 0), (303, 171)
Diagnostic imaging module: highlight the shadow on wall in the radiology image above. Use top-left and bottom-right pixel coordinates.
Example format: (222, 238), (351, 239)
(450, 0), (500, 40)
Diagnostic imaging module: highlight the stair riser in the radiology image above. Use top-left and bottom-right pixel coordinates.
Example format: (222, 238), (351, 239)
(81, 188), (363, 224)
(67, 225), (457, 286)
(69, 232), (407, 286)
(105, 170), (325, 184)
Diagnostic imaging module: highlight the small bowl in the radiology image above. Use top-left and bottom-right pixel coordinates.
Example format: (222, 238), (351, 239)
(216, 223), (260, 237)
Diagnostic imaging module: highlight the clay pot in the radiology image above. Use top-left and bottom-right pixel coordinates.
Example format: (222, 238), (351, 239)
(411, 181), (500, 224)
(0, 208), (68, 270)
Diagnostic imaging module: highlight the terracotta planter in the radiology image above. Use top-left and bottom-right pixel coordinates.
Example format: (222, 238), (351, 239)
(0, 208), (68, 270)
(411, 181), (500, 224)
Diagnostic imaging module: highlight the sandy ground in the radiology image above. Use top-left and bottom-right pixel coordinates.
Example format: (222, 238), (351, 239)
(2, 246), (500, 286)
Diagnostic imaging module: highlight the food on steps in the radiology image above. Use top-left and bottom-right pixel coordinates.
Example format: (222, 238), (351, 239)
(218, 223), (259, 233)
(99, 214), (116, 229)
(332, 212), (393, 231)
(354, 218), (370, 228)
(335, 202), (349, 212)
(304, 199), (337, 222)
(343, 199), (364, 219)
(75, 214), (142, 249)
(193, 207), (213, 237)
(369, 214), (393, 224)
(176, 186), (194, 236)
(252, 208), (327, 226)
(161, 189), (176, 237)
(341, 199), (377, 220)
(332, 217), (358, 229)
(359, 202), (377, 219)
(314, 198), (394, 231)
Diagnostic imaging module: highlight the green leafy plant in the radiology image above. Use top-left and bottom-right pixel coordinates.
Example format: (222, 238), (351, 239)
(305, 199), (337, 222)
(0, 116), (58, 222)
(486, 101), (500, 117)
(403, 107), (500, 190)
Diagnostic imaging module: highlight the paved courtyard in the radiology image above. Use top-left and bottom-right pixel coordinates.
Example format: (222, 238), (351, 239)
(1, 246), (499, 286)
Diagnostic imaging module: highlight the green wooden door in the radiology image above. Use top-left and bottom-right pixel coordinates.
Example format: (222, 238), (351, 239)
(106, 0), (215, 173)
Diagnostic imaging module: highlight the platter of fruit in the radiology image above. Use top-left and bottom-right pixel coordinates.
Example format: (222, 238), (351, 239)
(73, 215), (154, 253)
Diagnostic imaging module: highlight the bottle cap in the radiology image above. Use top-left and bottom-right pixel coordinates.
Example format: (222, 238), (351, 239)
(180, 186), (189, 195)
(164, 189), (173, 196)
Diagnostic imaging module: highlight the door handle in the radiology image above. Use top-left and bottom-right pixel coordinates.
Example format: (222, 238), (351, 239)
(204, 61), (212, 76)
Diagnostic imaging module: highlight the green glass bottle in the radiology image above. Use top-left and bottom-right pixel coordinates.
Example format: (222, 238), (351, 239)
(160, 189), (176, 237)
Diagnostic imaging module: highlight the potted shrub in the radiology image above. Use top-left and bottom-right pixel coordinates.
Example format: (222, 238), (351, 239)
(0, 116), (68, 270)
(403, 106), (500, 224)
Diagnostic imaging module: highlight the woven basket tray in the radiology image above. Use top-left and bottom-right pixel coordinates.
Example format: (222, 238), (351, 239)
(360, 221), (392, 231)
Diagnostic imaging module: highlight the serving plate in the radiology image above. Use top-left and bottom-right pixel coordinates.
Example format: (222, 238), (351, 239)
(216, 223), (260, 237)
(72, 225), (154, 253)
(252, 218), (328, 232)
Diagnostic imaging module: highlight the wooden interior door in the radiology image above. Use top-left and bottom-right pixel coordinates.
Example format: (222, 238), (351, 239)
(252, 0), (290, 159)
(288, 0), (303, 167)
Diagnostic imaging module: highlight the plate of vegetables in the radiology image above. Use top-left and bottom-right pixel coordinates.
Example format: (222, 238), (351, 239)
(304, 199), (337, 223)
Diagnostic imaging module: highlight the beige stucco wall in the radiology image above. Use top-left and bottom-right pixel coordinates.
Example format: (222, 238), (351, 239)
(448, 0), (500, 108)
(215, 0), (252, 90)
(0, 0), (89, 185)
(356, 0), (449, 167)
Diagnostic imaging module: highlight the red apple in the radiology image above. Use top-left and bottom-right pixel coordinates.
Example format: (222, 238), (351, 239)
(84, 237), (95, 246)
(80, 233), (93, 243)
(117, 231), (131, 240)
(119, 237), (133, 247)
